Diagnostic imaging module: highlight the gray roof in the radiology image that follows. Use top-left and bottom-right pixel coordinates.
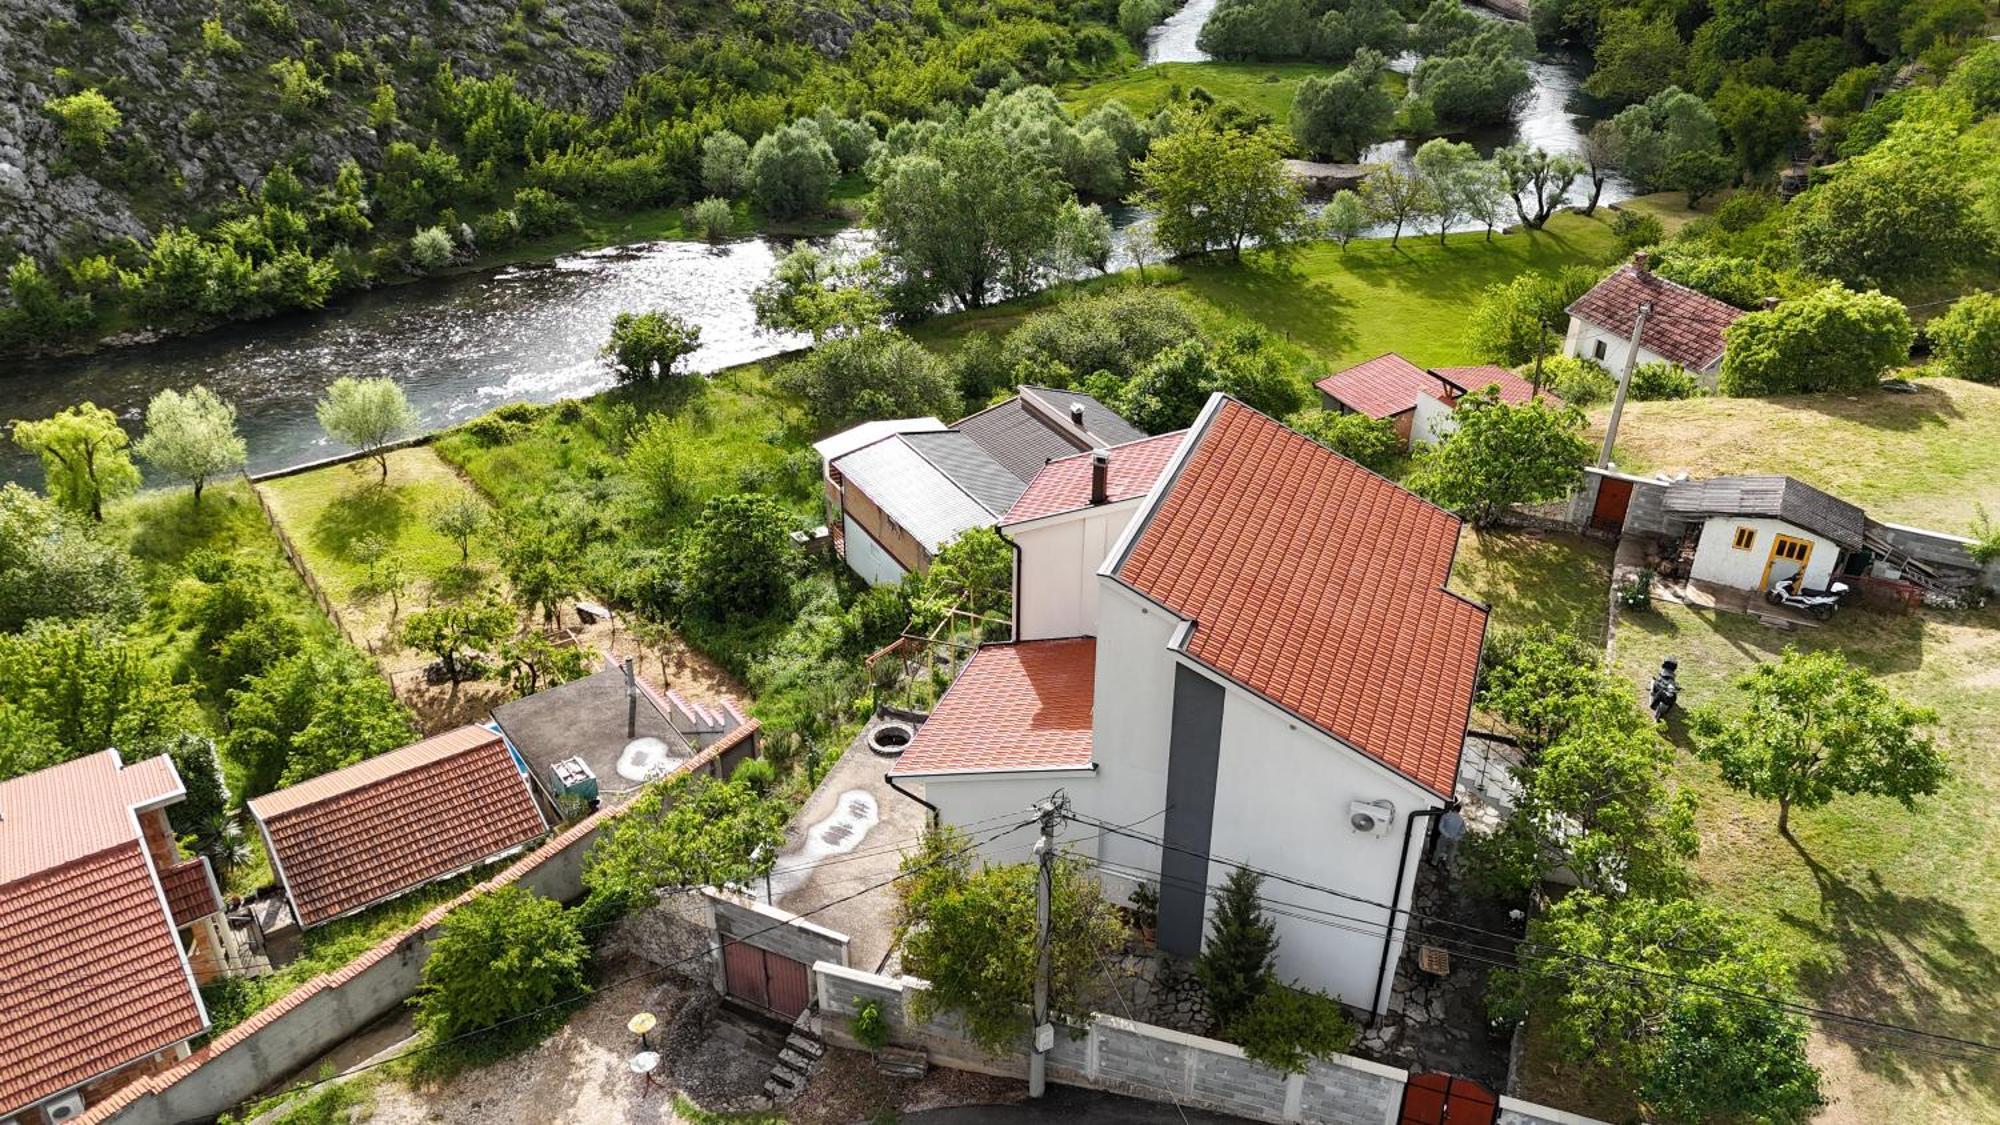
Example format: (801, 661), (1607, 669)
(492, 666), (692, 796)
(954, 387), (1147, 482)
(831, 435), (1000, 553)
(1662, 475), (1865, 550)
(903, 431), (1028, 517)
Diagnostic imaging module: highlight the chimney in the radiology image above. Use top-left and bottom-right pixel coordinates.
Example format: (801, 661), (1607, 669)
(1069, 402), (1087, 430)
(1089, 450), (1110, 506)
(622, 657), (638, 738)
(1632, 250), (1650, 275)
(1761, 296), (1780, 311)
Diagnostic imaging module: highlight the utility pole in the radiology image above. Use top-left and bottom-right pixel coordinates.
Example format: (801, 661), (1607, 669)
(1029, 791), (1068, 1099)
(1530, 315), (1549, 397)
(1598, 302), (1651, 468)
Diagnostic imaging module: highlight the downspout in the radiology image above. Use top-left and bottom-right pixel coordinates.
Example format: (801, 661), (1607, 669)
(886, 772), (939, 828)
(1369, 800), (1459, 1025)
(995, 520), (1024, 643)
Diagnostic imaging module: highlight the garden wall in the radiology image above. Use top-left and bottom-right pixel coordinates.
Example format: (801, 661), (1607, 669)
(76, 722), (760, 1125)
(811, 963), (1604, 1125)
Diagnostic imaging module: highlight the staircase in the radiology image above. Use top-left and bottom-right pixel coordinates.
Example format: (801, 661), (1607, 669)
(762, 1008), (826, 1103)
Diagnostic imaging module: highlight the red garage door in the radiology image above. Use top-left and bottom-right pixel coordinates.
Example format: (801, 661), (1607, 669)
(721, 940), (813, 1020)
(1400, 1073), (1498, 1125)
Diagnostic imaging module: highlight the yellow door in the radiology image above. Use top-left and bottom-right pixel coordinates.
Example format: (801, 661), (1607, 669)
(1761, 534), (1814, 591)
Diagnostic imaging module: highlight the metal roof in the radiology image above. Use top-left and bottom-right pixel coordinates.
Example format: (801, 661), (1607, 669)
(954, 388), (1146, 482)
(810, 417), (947, 465)
(831, 435), (1002, 553)
(903, 430), (1028, 517)
(1662, 475), (1866, 550)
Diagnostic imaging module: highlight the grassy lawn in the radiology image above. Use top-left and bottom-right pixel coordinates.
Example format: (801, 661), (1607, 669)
(1607, 599), (2000, 1125)
(1061, 60), (1404, 126)
(257, 446), (505, 663)
(1599, 377), (2000, 533)
(1449, 527), (1614, 641)
(1609, 190), (1725, 237)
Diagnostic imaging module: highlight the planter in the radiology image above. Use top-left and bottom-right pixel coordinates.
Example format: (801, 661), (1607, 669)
(867, 721), (916, 757)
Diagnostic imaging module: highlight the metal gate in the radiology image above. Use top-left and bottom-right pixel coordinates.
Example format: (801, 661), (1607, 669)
(721, 940), (812, 1020)
(1398, 1073), (1498, 1125)
(1590, 477), (1634, 534)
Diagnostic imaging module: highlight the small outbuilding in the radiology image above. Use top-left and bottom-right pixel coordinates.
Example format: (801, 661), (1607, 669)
(1661, 474), (1865, 593)
(1316, 352), (1562, 450)
(1563, 251), (1746, 380)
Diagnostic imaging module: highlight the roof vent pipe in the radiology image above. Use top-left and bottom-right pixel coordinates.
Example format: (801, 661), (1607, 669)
(1090, 450), (1110, 506)
(1762, 295), (1780, 310)
(623, 657), (638, 738)
(1070, 402), (1087, 429)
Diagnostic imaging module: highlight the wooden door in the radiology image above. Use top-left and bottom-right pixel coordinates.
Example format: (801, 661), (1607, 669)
(1590, 477), (1634, 532)
(1399, 1073), (1498, 1125)
(1761, 534), (1814, 592)
(721, 941), (813, 1020)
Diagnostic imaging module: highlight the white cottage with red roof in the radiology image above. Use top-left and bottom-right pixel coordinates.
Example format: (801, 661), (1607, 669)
(1563, 251), (1746, 379)
(1317, 353), (1562, 451)
(889, 395), (1488, 1012)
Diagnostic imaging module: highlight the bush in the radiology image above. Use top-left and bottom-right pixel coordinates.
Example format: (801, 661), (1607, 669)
(1718, 284), (1913, 395)
(1629, 360), (1703, 400)
(748, 121), (838, 220)
(1227, 985), (1358, 1075)
(683, 494), (797, 619)
(689, 196), (733, 242)
(851, 999), (890, 1050)
(1927, 292), (2000, 384)
(268, 59), (330, 120)
(603, 309), (701, 383)
(731, 756), (776, 794)
(1611, 209), (1663, 253)
(45, 89), (120, 151)
(1286, 409), (1398, 469)
(408, 226), (455, 271)
(201, 17), (243, 55)
(1536, 355), (1615, 406)
(700, 130), (751, 199)
(1002, 287), (1203, 386)
(776, 329), (960, 432)
(414, 887), (589, 1043)
(512, 186), (579, 236)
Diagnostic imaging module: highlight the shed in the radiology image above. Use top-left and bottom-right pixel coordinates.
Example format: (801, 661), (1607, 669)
(1661, 475), (1864, 592)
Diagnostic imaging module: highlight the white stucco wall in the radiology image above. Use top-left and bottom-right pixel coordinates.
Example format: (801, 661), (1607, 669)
(922, 772), (1096, 866)
(843, 513), (907, 587)
(1687, 515), (1838, 591)
(1008, 500), (1145, 642)
(1564, 315), (1708, 377)
(1410, 392), (1457, 448)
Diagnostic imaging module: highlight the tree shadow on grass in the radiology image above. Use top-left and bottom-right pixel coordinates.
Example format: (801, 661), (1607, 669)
(1777, 834), (2000, 1100)
(307, 481), (414, 571)
(1771, 380), (1966, 434)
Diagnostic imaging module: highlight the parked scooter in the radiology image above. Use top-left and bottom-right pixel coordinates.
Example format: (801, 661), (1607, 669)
(1648, 659), (1680, 722)
(1765, 578), (1850, 621)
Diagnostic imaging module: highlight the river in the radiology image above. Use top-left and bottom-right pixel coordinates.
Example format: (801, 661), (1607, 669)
(0, 2), (1619, 485)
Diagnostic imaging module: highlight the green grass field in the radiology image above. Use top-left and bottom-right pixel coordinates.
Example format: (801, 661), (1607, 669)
(1449, 527), (1614, 640)
(1061, 60), (1404, 127)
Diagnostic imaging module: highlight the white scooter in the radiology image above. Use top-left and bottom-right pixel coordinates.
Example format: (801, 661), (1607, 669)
(1765, 564), (1849, 621)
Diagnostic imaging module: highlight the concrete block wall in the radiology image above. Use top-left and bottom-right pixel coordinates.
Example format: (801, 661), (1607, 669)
(706, 890), (851, 969)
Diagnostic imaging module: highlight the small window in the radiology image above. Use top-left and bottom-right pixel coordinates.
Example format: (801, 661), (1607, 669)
(1592, 339), (1608, 361)
(1732, 526), (1756, 550)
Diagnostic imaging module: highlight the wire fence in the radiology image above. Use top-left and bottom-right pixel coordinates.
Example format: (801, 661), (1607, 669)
(242, 470), (366, 654)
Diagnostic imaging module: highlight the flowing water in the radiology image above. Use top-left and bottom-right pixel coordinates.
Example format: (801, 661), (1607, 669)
(0, 2), (1620, 485)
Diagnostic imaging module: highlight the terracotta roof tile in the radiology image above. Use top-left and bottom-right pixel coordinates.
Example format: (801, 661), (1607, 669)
(891, 639), (1096, 775)
(1567, 262), (1744, 371)
(160, 856), (222, 929)
(1115, 399), (1486, 796)
(1430, 365), (1564, 409)
(0, 843), (206, 1114)
(0, 751), (182, 882)
(250, 728), (547, 927)
(1002, 432), (1187, 525)
(1314, 354), (1451, 419)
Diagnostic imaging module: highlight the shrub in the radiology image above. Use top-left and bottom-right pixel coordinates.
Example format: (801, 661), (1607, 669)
(1629, 361), (1702, 400)
(683, 494), (797, 619)
(414, 887), (589, 1043)
(1611, 209), (1663, 253)
(776, 329), (960, 432)
(201, 16), (243, 55)
(269, 58), (330, 119)
(748, 121), (837, 220)
(512, 186), (579, 236)
(247, 0), (295, 33)
(1286, 409), (1398, 469)
(1718, 284), (1913, 395)
(700, 130), (751, 198)
(1197, 868), (1277, 1030)
(408, 226), (455, 271)
(689, 196), (733, 242)
(1535, 355), (1615, 406)
(731, 756), (776, 794)
(1227, 985), (1358, 1075)
(851, 1000), (890, 1050)
(1002, 287), (1203, 386)
(603, 309), (701, 383)
(45, 89), (120, 152)
(1927, 292), (2000, 384)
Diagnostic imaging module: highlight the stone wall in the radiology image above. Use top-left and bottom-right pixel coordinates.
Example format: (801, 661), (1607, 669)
(811, 962), (1604, 1125)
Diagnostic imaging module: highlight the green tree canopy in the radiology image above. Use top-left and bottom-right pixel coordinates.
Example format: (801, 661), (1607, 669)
(1408, 390), (1591, 527)
(915, 526), (1013, 627)
(0, 617), (201, 781)
(1197, 866), (1278, 1029)
(315, 376), (419, 480)
(11, 402), (140, 521)
(1689, 646), (1946, 835)
(751, 244), (889, 343)
(1712, 80), (1807, 181)
(415, 886), (588, 1042)
(1583, 11), (1687, 105)
(428, 488), (490, 564)
(1286, 409), (1398, 470)
(603, 309), (702, 384)
(1290, 67), (1394, 162)
(748, 121), (838, 220)
(0, 483), (138, 631)
(1132, 113), (1304, 260)
(399, 595), (513, 685)
(776, 328), (961, 433)
(682, 493), (797, 619)
(1927, 291), (2000, 384)
(1718, 284), (1913, 395)
(223, 648), (413, 796)
(582, 773), (790, 913)
(135, 386), (247, 504)
(1790, 123), (1994, 290)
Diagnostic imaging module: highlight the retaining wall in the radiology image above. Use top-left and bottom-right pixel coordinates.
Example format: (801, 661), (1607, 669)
(77, 722), (760, 1125)
(811, 962), (1603, 1125)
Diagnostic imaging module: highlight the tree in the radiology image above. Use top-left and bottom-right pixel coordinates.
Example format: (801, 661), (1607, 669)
(1494, 145), (1584, 230)
(399, 595), (513, 685)
(896, 825), (1124, 1050)
(700, 130), (751, 198)
(1286, 409), (1397, 469)
(1928, 292), (2000, 384)
(682, 494), (796, 619)
(1711, 81), (1807, 182)
(11, 402), (139, 521)
(869, 124), (1071, 310)
(1717, 284), (1913, 396)
(315, 376), (418, 481)
(134, 386), (246, 505)
(1475, 625), (1643, 753)
(1197, 867), (1278, 1030)
(1413, 139), (1480, 246)
(1579, 122), (1622, 216)
(0, 483), (138, 631)
(1464, 268), (1599, 366)
(582, 773), (789, 912)
(1689, 647), (1945, 836)
(751, 244), (889, 342)
(915, 527), (1012, 626)
(602, 310), (701, 383)
(1408, 390), (1590, 527)
(1319, 191), (1366, 250)
(1358, 163), (1430, 248)
(415, 887), (588, 1042)
(279, 671), (415, 786)
(1122, 336), (1307, 433)
(1604, 87), (1720, 192)
(45, 88), (120, 152)
(1131, 114), (1303, 260)
(1584, 11), (1686, 106)
(498, 511), (580, 625)
(1790, 125), (1993, 290)
(1664, 148), (1735, 207)
(1290, 68), (1393, 162)
(748, 121), (838, 220)
(775, 329), (960, 433)
(501, 632), (589, 695)
(2, 256), (91, 345)
(0, 617), (200, 781)
(428, 489), (489, 563)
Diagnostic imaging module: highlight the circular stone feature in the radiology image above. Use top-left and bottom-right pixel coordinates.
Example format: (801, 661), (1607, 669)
(867, 721), (915, 757)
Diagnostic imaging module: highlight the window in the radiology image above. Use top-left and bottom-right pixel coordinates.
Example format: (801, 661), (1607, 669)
(1732, 526), (1756, 550)
(1592, 339), (1608, 361)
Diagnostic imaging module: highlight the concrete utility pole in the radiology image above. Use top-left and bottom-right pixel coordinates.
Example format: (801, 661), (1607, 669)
(1598, 301), (1651, 468)
(1029, 791), (1068, 1098)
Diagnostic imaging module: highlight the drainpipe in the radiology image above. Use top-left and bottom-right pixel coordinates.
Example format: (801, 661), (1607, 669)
(886, 772), (939, 828)
(1369, 800), (1461, 1025)
(995, 521), (1024, 643)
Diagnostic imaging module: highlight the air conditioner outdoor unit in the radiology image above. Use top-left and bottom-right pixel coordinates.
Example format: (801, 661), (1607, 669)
(43, 1092), (87, 1122)
(1348, 800), (1395, 836)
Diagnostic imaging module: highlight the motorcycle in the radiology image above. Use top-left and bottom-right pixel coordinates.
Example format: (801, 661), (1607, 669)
(1648, 659), (1680, 722)
(1765, 578), (1850, 621)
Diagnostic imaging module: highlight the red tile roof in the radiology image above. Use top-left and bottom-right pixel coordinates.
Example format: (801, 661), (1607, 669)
(1431, 365), (1564, 409)
(1566, 261), (1744, 371)
(1315, 354), (1452, 419)
(0, 750), (182, 883)
(1115, 398), (1486, 796)
(160, 857), (222, 929)
(0, 843), (206, 1114)
(891, 639), (1097, 776)
(1002, 432), (1188, 525)
(250, 727), (547, 928)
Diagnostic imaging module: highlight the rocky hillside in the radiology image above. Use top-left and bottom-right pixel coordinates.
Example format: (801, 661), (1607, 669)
(0, 0), (650, 258)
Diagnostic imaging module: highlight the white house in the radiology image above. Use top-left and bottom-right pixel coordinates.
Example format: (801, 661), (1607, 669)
(1661, 474), (1864, 593)
(1317, 353), (1563, 450)
(1563, 251), (1746, 380)
(889, 396), (1489, 1013)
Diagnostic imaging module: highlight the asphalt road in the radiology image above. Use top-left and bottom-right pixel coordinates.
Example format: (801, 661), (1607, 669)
(900, 1085), (1256, 1123)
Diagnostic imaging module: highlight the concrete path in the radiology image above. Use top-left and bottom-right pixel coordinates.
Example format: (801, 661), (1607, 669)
(901, 1085), (1257, 1123)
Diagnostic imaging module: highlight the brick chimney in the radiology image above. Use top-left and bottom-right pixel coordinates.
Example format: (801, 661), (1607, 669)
(1632, 249), (1650, 275)
(1089, 450), (1110, 506)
